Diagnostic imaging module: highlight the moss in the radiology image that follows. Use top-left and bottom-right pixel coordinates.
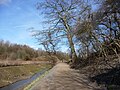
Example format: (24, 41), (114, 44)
(0, 64), (52, 87)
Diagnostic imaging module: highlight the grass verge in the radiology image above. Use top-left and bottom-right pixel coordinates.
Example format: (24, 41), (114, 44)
(24, 70), (49, 90)
(0, 64), (52, 87)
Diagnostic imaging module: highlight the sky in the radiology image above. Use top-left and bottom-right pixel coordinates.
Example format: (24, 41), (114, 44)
(0, 0), (97, 52)
(0, 0), (44, 50)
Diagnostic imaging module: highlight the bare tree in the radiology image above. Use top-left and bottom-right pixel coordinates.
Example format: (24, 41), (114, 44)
(35, 0), (90, 63)
(75, 0), (120, 67)
(32, 29), (59, 55)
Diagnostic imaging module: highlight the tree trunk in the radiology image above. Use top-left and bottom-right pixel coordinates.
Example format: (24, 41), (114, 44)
(61, 17), (78, 62)
(67, 33), (78, 63)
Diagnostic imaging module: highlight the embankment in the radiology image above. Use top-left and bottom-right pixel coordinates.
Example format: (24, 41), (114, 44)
(0, 63), (52, 87)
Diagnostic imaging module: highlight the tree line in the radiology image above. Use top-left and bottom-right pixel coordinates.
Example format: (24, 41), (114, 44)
(32, 0), (120, 66)
(0, 40), (38, 60)
(0, 40), (69, 61)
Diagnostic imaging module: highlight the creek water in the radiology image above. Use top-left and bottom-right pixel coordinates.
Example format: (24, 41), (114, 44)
(0, 68), (49, 90)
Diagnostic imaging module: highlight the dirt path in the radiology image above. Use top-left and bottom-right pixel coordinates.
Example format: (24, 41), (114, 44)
(30, 63), (104, 90)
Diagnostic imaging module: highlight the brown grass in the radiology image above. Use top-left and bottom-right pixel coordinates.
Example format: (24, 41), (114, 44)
(0, 60), (50, 67)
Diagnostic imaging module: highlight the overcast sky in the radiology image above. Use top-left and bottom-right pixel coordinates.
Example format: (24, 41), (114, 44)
(0, 0), (45, 49)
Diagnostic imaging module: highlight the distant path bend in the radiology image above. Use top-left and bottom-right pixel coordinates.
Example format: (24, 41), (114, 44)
(30, 63), (103, 90)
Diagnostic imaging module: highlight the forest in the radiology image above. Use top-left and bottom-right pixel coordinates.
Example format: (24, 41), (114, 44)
(0, 40), (69, 62)
(0, 40), (38, 60)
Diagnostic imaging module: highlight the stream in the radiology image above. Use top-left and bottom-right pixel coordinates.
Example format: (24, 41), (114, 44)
(0, 68), (49, 90)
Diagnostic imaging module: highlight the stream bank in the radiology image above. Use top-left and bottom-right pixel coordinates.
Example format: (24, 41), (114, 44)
(0, 63), (52, 88)
(0, 68), (51, 90)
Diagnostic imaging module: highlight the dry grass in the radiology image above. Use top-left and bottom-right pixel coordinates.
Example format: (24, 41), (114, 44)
(0, 55), (58, 67)
(0, 60), (50, 67)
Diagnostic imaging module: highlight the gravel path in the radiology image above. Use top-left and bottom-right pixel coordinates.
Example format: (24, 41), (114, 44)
(30, 63), (104, 90)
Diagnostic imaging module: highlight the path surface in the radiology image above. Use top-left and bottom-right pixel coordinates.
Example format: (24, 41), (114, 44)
(31, 63), (103, 90)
